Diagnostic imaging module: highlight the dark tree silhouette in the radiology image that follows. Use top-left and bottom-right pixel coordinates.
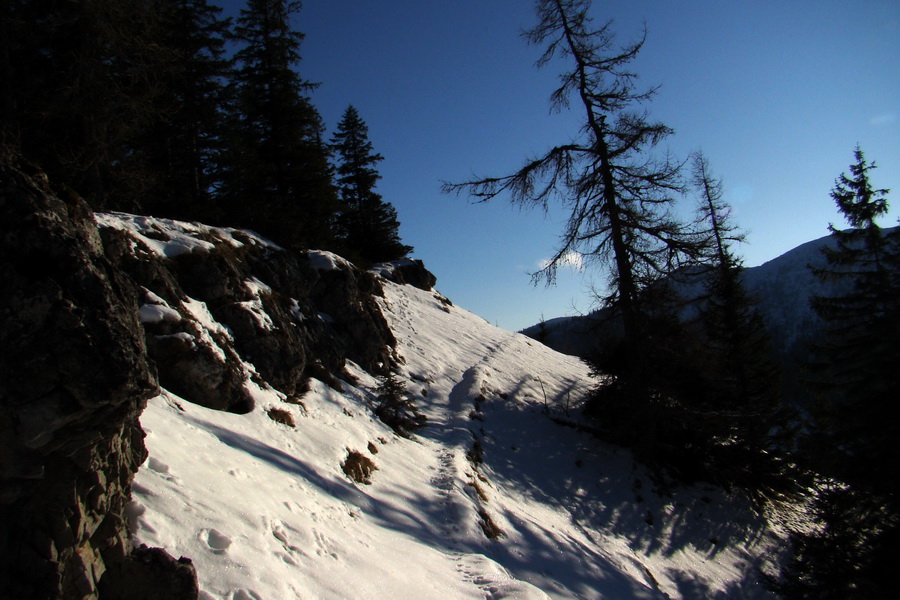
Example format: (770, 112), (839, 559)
(687, 152), (794, 495)
(775, 147), (900, 598)
(444, 0), (704, 455)
(219, 0), (338, 251)
(331, 105), (412, 264)
(119, 0), (233, 219)
(1, 0), (174, 206)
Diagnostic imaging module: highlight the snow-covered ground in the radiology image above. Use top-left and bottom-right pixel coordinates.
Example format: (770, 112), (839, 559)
(131, 277), (784, 599)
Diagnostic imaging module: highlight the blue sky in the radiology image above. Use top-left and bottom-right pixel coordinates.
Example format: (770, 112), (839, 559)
(220, 0), (899, 332)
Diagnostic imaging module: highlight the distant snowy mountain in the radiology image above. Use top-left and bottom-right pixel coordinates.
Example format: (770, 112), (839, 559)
(104, 215), (786, 599)
(521, 230), (869, 360)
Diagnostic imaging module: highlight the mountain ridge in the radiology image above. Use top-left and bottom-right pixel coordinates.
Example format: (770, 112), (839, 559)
(519, 229), (886, 361)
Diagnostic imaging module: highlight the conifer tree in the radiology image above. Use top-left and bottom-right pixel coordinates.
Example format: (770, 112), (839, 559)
(775, 147), (900, 598)
(689, 152), (793, 494)
(220, 0), (338, 251)
(2, 0), (174, 207)
(444, 0), (704, 455)
(120, 0), (233, 220)
(374, 369), (426, 438)
(807, 147), (900, 487)
(331, 105), (412, 264)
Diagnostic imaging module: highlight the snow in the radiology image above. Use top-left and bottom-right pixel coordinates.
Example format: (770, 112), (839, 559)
(308, 250), (353, 272)
(94, 212), (280, 258)
(369, 258), (416, 280)
(139, 303), (182, 325)
(131, 278), (783, 599)
(238, 278), (276, 331)
(139, 289), (183, 324)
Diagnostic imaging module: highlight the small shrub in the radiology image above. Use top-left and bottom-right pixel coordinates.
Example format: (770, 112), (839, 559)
(374, 370), (427, 438)
(266, 407), (295, 427)
(434, 293), (453, 312)
(283, 394), (306, 408)
(468, 479), (489, 503)
(341, 450), (377, 484)
(282, 395), (307, 416)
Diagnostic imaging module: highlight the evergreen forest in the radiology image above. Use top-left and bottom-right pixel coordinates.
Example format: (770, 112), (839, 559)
(0, 0), (411, 264)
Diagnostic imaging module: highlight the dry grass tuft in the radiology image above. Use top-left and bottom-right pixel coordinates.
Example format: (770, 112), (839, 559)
(266, 407), (295, 427)
(342, 450), (377, 484)
(478, 508), (504, 540)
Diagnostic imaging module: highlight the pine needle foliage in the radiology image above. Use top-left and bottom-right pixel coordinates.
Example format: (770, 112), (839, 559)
(774, 147), (900, 598)
(374, 369), (426, 438)
(330, 105), (412, 265)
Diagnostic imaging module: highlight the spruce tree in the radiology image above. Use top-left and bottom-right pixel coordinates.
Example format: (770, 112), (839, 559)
(330, 105), (412, 264)
(775, 147), (900, 598)
(220, 0), (338, 251)
(689, 152), (793, 494)
(807, 147), (900, 487)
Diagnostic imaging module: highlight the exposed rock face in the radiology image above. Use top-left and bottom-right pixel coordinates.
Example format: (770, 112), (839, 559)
(98, 216), (397, 412)
(2, 162), (407, 598)
(372, 258), (437, 291)
(0, 162), (197, 599)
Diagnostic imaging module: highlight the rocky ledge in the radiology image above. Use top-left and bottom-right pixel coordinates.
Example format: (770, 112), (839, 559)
(1, 159), (433, 599)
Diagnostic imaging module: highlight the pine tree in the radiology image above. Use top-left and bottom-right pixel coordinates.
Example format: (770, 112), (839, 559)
(331, 105), (412, 265)
(775, 147), (900, 598)
(444, 0), (704, 455)
(219, 0), (338, 251)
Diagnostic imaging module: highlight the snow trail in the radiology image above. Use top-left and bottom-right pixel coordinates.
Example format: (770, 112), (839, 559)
(128, 273), (783, 599)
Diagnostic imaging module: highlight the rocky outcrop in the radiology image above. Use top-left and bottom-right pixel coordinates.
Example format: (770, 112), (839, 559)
(372, 258), (437, 291)
(97, 216), (397, 413)
(2, 161), (412, 599)
(0, 162), (197, 599)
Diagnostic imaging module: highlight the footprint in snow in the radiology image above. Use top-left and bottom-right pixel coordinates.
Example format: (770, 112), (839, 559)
(147, 457), (169, 474)
(312, 529), (339, 560)
(146, 457), (179, 482)
(272, 522), (307, 556)
(202, 528), (232, 554)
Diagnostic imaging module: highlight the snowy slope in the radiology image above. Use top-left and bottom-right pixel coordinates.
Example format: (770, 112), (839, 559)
(130, 278), (783, 599)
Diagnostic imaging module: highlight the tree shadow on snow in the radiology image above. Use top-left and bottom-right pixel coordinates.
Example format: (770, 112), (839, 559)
(475, 377), (777, 597)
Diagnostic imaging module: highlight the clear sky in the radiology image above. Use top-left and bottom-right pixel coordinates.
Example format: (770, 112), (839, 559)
(219, 0), (899, 332)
